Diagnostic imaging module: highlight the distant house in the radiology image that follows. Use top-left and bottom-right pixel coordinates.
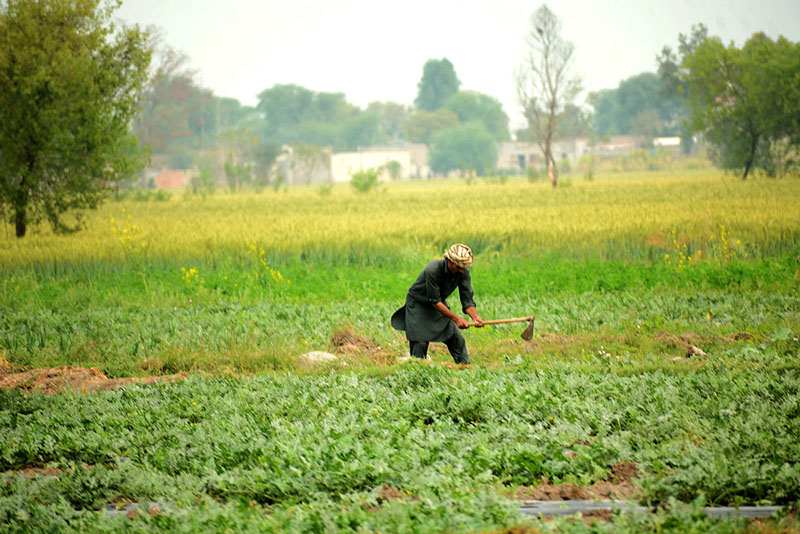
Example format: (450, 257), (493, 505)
(272, 145), (332, 185)
(330, 145), (430, 183)
(497, 136), (640, 172)
(653, 136), (682, 149)
(154, 169), (189, 189)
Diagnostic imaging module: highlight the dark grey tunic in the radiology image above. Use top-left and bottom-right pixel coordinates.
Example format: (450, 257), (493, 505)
(391, 258), (476, 342)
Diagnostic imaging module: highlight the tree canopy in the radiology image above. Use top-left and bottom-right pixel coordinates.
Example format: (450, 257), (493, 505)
(588, 72), (686, 138)
(659, 25), (800, 178)
(443, 91), (510, 141)
(402, 109), (459, 144)
(256, 85), (406, 151)
(414, 58), (461, 112)
(429, 122), (498, 176)
(0, 0), (152, 237)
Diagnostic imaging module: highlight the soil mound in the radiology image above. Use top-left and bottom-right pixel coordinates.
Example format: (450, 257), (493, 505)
(0, 365), (189, 394)
(516, 483), (589, 500)
(330, 328), (377, 354)
(515, 462), (641, 502)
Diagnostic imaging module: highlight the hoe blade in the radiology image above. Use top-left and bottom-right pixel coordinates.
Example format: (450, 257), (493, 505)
(521, 318), (535, 341)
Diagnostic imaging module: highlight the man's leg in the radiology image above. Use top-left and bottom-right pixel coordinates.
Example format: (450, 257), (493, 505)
(444, 330), (470, 364)
(409, 340), (430, 359)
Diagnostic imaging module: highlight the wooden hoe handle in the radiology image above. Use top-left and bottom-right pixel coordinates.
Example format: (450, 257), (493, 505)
(468, 316), (534, 327)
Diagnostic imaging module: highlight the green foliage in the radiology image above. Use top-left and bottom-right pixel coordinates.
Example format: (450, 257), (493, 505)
(251, 85), (405, 153)
(443, 91), (511, 141)
(384, 160), (402, 180)
(349, 168), (380, 193)
(414, 58), (461, 111)
(0, 368), (798, 531)
(0, 0), (153, 237)
(1, 173), (799, 531)
(589, 72), (685, 136)
(133, 48), (213, 157)
(129, 189), (172, 202)
(401, 108), (459, 144)
(429, 122), (498, 175)
(660, 25), (800, 178)
(223, 154), (252, 191)
(190, 161), (217, 196)
(366, 101), (409, 145)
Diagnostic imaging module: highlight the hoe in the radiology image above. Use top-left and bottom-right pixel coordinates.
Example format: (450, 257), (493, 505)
(468, 316), (535, 341)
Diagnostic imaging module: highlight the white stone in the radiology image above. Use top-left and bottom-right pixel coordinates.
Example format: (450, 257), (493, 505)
(300, 351), (338, 363)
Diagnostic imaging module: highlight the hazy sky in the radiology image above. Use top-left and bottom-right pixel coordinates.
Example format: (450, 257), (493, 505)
(116, 0), (800, 128)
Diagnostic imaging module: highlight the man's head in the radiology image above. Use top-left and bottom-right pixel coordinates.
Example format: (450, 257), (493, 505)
(444, 243), (473, 274)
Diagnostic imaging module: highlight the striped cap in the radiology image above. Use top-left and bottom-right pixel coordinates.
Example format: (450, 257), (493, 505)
(443, 243), (473, 269)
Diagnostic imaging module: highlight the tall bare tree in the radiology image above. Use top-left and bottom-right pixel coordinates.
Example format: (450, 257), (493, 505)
(515, 5), (581, 187)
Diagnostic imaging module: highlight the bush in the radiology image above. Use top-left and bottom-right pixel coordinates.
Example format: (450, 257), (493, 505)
(350, 168), (379, 192)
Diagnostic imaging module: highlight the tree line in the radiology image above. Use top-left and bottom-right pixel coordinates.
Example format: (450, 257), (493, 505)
(2, 0), (798, 237)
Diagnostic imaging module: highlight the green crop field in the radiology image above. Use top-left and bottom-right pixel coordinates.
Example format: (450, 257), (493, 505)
(1, 171), (799, 533)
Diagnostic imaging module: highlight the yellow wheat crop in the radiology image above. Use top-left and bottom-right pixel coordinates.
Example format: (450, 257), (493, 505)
(1, 171), (798, 266)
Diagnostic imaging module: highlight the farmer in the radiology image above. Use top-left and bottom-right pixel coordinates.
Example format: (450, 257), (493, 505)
(391, 243), (484, 364)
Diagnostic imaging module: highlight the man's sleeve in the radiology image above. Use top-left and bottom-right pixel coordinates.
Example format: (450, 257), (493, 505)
(459, 270), (476, 312)
(424, 265), (442, 304)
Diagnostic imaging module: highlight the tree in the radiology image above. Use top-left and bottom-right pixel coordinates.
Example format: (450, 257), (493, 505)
(402, 109), (459, 144)
(555, 104), (592, 138)
(131, 28), (219, 169)
(0, 0), (152, 238)
(631, 109), (661, 148)
(586, 89), (618, 135)
(414, 58), (461, 111)
(135, 65), (212, 157)
(366, 101), (409, 145)
(224, 153), (252, 191)
(443, 91), (511, 141)
(659, 25), (800, 178)
(588, 72), (685, 137)
(256, 84), (359, 145)
(520, 103), (591, 140)
(429, 122), (498, 176)
(515, 4), (581, 187)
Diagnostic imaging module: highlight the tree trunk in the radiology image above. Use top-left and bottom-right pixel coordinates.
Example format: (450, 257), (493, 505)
(742, 133), (759, 180)
(545, 144), (558, 187)
(14, 206), (26, 238)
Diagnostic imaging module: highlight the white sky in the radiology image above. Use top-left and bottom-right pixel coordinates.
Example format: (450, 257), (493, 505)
(116, 0), (800, 128)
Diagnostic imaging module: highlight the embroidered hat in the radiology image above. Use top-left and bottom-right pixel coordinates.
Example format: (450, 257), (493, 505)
(443, 243), (473, 269)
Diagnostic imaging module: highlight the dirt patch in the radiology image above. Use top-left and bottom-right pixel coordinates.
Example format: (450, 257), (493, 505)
(330, 328), (377, 354)
(2, 463), (101, 479)
(3, 467), (63, 478)
(0, 366), (190, 394)
(528, 332), (577, 347)
(363, 484), (420, 513)
(655, 331), (703, 348)
(581, 509), (614, 524)
(610, 461), (638, 484)
(488, 527), (543, 534)
(730, 332), (754, 342)
(377, 484), (415, 504)
(516, 483), (589, 500)
(515, 462), (641, 502)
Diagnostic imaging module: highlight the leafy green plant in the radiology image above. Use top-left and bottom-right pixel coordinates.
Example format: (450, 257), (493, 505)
(350, 168), (379, 192)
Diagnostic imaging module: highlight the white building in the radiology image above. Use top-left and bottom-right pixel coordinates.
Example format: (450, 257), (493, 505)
(330, 145), (430, 183)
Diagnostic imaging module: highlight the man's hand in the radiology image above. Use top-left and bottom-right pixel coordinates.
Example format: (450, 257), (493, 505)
(466, 307), (484, 327)
(434, 301), (468, 329)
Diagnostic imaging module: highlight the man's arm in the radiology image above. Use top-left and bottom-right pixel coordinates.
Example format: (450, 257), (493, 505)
(433, 301), (469, 329)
